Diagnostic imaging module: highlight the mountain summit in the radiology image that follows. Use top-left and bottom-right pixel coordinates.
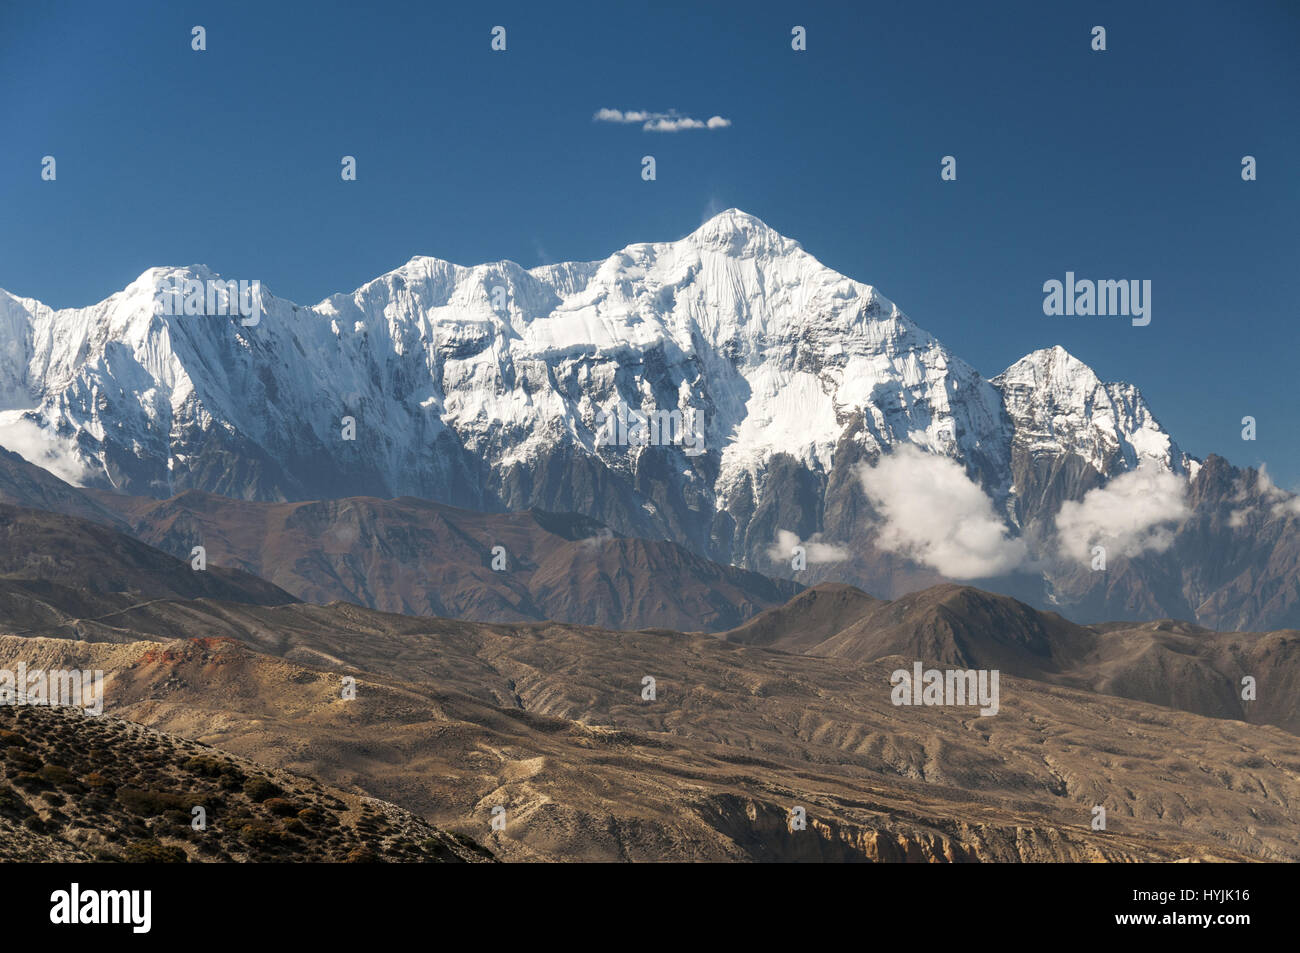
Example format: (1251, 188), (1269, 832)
(1, 212), (1295, 629)
(0, 210), (1143, 504)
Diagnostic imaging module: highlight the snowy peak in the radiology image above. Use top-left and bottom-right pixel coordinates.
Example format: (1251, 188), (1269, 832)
(996, 346), (1106, 420)
(1000, 344), (1093, 385)
(993, 345), (1182, 474)
(685, 209), (801, 258)
(0, 214), (1186, 515)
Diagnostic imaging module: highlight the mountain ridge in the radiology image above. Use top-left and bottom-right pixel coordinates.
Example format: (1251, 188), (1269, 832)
(2, 210), (1296, 630)
(0, 445), (801, 633)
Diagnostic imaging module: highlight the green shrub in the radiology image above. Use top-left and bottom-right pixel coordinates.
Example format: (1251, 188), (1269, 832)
(117, 787), (196, 816)
(12, 772), (48, 791)
(263, 797), (299, 817)
(37, 764), (74, 786)
(243, 777), (282, 802)
(5, 747), (40, 771)
(183, 755), (220, 775)
(83, 771), (114, 791)
(239, 821), (284, 848)
(123, 840), (187, 863)
(0, 783), (33, 819)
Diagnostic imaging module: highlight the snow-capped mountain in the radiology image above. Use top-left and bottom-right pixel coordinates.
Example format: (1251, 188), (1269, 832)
(0, 210), (1173, 499)
(994, 346), (1183, 478)
(5, 209), (1295, 628)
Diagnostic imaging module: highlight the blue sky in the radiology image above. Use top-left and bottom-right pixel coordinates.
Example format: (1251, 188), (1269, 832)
(2, 0), (1297, 484)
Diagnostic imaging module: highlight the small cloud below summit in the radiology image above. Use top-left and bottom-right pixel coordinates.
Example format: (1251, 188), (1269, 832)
(766, 529), (849, 565)
(594, 108), (731, 131)
(859, 445), (1029, 579)
(699, 197), (728, 224)
(0, 415), (93, 486)
(1053, 465), (1190, 562)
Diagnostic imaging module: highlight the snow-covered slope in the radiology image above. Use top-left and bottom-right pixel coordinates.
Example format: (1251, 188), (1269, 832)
(0, 209), (1186, 567)
(993, 345), (1183, 476)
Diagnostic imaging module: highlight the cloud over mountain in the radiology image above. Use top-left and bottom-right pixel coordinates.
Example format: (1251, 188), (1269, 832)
(2, 211), (1296, 630)
(766, 529), (850, 565)
(1054, 465), (1189, 562)
(858, 445), (1028, 579)
(0, 415), (92, 486)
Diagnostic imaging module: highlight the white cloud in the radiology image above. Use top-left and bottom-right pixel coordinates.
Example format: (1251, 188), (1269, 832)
(1275, 496), (1300, 518)
(766, 529), (849, 564)
(593, 108), (731, 132)
(1226, 465), (1300, 523)
(0, 416), (93, 486)
(858, 445), (1028, 579)
(1054, 465), (1189, 561)
(579, 527), (616, 551)
(1255, 465), (1300, 518)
